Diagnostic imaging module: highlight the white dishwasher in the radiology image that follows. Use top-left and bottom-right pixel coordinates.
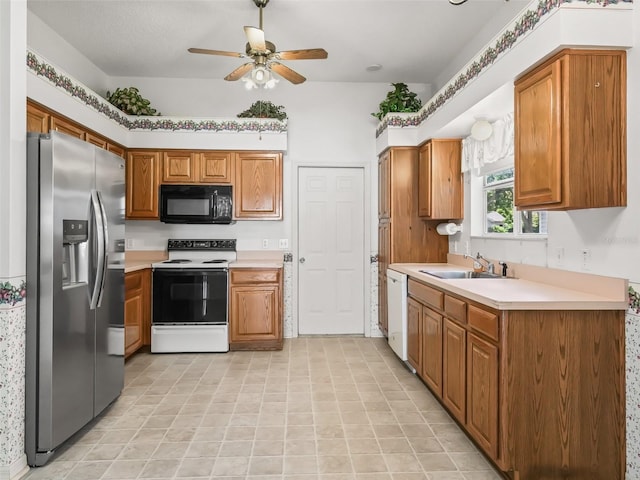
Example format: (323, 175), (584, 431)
(387, 268), (408, 361)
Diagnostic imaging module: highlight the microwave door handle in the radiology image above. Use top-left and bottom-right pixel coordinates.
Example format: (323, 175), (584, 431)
(211, 193), (217, 218)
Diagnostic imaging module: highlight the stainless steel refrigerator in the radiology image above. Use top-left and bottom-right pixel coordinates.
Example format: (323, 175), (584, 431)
(25, 131), (125, 466)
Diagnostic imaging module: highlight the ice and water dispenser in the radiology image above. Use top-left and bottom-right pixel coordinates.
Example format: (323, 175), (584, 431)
(62, 219), (88, 287)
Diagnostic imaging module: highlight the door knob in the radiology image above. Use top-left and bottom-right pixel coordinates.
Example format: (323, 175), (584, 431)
(299, 257), (306, 264)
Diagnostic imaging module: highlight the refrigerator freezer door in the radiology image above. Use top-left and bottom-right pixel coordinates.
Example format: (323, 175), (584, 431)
(39, 132), (96, 451)
(94, 147), (125, 415)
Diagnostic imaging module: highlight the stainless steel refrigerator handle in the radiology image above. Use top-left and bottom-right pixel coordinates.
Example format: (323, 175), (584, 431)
(89, 190), (106, 310)
(96, 191), (109, 307)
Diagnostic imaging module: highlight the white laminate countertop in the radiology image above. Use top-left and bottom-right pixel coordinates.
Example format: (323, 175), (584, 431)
(229, 260), (283, 269)
(389, 263), (628, 311)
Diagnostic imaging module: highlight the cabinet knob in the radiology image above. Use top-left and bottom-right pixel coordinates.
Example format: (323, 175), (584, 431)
(594, 81), (601, 88)
(299, 257), (306, 264)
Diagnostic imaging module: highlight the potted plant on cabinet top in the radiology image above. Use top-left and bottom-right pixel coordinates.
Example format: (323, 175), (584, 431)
(237, 100), (287, 121)
(106, 87), (161, 116)
(372, 82), (422, 121)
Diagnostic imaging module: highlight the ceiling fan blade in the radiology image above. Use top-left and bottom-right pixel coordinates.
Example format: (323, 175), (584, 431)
(244, 26), (266, 52)
(273, 49), (328, 61)
(271, 62), (306, 84)
(224, 63), (255, 81)
(188, 47), (244, 58)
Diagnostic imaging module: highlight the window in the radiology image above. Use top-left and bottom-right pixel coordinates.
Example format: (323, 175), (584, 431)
(483, 167), (547, 236)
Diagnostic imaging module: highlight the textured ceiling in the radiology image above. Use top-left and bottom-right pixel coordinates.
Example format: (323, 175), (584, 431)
(27, 0), (529, 86)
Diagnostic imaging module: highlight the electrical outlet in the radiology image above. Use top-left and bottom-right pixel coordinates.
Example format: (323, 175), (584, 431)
(554, 247), (564, 266)
(262, 239), (269, 249)
(279, 239), (288, 249)
(581, 249), (591, 270)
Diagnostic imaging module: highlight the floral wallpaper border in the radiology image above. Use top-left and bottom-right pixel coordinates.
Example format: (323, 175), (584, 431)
(26, 51), (288, 134)
(0, 278), (26, 308)
(630, 284), (640, 314)
(375, 0), (633, 137)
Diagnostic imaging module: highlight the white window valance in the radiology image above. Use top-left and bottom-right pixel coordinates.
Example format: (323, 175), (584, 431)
(462, 112), (514, 174)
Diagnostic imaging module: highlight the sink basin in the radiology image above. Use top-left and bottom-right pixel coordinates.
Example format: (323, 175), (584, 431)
(419, 270), (505, 279)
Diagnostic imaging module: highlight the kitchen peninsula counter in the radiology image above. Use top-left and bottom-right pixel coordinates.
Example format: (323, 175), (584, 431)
(389, 260), (627, 311)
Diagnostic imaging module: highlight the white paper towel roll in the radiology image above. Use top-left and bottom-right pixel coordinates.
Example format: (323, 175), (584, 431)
(436, 222), (461, 235)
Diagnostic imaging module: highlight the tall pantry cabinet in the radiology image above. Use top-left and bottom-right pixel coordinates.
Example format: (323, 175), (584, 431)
(378, 147), (449, 335)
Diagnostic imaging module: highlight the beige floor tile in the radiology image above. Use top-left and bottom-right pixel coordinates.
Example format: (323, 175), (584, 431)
(218, 440), (253, 457)
(347, 438), (380, 455)
(382, 453), (423, 473)
(317, 438), (348, 455)
(415, 453), (458, 472)
(318, 455), (354, 474)
(102, 459), (147, 479)
(176, 457), (216, 477)
(184, 440), (221, 457)
(212, 456), (250, 476)
(64, 461), (110, 480)
(151, 441), (189, 459)
(139, 458), (181, 478)
(286, 439), (317, 455)
(351, 454), (388, 473)
(284, 455), (320, 474)
(249, 456), (284, 475)
(448, 453), (492, 471)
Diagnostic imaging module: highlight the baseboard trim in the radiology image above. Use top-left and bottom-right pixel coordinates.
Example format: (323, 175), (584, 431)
(0, 455), (29, 480)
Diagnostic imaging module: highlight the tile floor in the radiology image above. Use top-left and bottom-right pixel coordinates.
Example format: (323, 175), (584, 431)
(23, 337), (503, 480)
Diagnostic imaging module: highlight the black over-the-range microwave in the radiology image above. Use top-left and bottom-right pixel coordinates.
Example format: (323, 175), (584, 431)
(159, 184), (233, 224)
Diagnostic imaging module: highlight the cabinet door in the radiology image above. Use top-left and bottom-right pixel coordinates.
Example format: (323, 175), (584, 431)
(466, 332), (498, 460)
(407, 297), (422, 372)
(443, 318), (466, 423)
(163, 151), (198, 183)
(107, 143), (126, 159)
(126, 151), (161, 219)
(378, 221), (391, 335)
(26, 102), (50, 133)
(421, 306), (443, 396)
(50, 116), (85, 140)
(378, 150), (391, 219)
(431, 140), (463, 219)
(124, 271), (144, 358)
(514, 59), (562, 208)
(199, 151), (233, 183)
(418, 142), (433, 217)
(234, 152), (282, 219)
(230, 285), (280, 343)
(86, 132), (107, 149)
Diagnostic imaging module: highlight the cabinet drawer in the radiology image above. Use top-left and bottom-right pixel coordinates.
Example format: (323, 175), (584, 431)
(468, 305), (499, 342)
(408, 279), (443, 310)
(445, 295), (466, 324)
(125, 271), (143, 292)
(231, 268), (281, 284)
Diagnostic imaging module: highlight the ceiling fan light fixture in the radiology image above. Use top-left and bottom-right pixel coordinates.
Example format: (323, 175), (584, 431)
(243, 64), (278, 89)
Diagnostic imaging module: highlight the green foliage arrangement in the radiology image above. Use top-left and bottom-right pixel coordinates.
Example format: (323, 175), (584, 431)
(372, 82), (423, 121)
(106, 87), (160, 116)
(237, 101), (287, 121)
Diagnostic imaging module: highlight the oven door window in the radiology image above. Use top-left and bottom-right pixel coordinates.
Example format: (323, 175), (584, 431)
(153, 269), (227, 324)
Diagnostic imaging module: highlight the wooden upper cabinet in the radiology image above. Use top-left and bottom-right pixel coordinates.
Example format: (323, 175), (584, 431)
(50, 116), (85, 140)
(234, 151), (282, 219)
(514, 49), (626, 210)
(107, 143), (126, 159)
(126, 151), (161, 219)
(163, 151), (198, 183)
(86, 132), (107, 149)
(418, 139), (463, 220)
(27, 102), (50, 133)
(378, 150), (391, 219)
(200, 151), (233, 183)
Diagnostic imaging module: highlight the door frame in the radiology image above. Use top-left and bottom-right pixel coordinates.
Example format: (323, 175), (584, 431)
(292, 163), (372, 338)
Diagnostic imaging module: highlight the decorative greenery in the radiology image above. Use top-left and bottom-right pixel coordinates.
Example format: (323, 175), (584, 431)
(0, 280), (26, 306)
(106, 87), (160, 116)
(237, 100), (287, 121)
(630, 286), (640, 314)
(372, 83), (423, 121)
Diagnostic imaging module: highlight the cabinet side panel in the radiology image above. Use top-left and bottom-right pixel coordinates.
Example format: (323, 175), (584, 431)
(504, 310), (625, 479)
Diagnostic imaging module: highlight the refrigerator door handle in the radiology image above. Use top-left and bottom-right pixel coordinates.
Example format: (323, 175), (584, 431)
(89, 190), (106, 310)
(96, 191), (109, 307)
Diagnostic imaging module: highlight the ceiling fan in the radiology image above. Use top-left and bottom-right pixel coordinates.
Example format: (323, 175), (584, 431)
(188, 0), (328, 87)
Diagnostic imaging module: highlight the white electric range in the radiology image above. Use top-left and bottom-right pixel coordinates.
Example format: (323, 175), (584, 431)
(151, 239), (237, 353)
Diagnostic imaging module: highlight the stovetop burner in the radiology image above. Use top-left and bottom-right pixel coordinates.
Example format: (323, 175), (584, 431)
(152, 238), (237, 270)
(163, 259), (192, 264)
(203, 259), (226, 264)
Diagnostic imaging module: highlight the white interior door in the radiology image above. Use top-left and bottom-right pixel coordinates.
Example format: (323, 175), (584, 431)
(298, 167), (365, 335)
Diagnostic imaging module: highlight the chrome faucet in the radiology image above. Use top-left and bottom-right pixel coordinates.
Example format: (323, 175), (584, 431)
(465, 252), (495, 274)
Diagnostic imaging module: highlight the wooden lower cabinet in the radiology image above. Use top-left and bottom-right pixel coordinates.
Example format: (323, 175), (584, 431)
(421, 306), (442, 395)
(229, 268), (283, 350)
(124, 269), (151, 359)
(442, 318), (466, 424)
(466, 332), (498, 460)
(407, 297), (422, 372)
(407, 277), (625, 479)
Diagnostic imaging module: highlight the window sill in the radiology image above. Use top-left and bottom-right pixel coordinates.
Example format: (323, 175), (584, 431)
(470, 235), (548, 242)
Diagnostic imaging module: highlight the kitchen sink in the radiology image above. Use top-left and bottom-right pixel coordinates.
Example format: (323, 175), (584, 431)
(419, 270), (506, 279)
